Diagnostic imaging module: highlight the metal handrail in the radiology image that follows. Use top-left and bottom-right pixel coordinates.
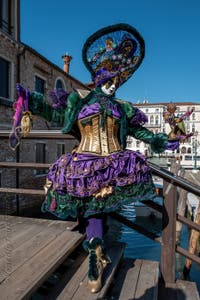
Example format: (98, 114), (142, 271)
(148, 161), (200, 196)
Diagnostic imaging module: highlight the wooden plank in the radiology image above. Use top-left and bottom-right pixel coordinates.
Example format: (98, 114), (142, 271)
(57, 242), (125, 300)
(0, 220), (70, 282)
(0, 162), (51, 168)
(0, 231), (84, 300)
(176, 279), (200, 300)
(0, 222), (46, 258)
(177, 214), (200, 232)
(0, 130), (74, 139)
(176, 245), (200, 265)
(0, 215), (78, 230)
(0, 216), (46, 245)
(0, 187), (45, 195)
(111, 259), (159, 300)
(134, 260), (159, 300)
(110, 258), (142, 300)
(0, 216), (78, 279)
(44, 252), (87, 300)
(157, 282), (177, 300)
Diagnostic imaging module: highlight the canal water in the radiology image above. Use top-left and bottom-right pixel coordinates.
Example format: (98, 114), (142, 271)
(106, 202), (200, 294)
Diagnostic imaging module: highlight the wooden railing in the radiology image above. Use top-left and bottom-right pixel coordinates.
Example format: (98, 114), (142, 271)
(0, 131), (200, 285)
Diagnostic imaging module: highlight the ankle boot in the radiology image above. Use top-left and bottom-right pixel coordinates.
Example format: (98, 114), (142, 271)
(83, 238), (111, 293)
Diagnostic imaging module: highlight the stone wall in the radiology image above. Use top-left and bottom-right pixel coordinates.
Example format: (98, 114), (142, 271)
(0, 31), (88, 215)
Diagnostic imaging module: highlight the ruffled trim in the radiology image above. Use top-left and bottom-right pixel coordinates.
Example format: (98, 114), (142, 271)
(150, 133), (168, 153)
(47, 150), (151, 198)
(41, 180), (156, 219)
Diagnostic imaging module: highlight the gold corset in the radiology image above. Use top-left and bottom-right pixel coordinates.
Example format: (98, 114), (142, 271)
(76, 113), (122, 156)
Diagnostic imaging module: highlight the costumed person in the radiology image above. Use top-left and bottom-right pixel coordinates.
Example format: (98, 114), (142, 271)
(10, 24), (187, 293)
(163, 102), (194, 142)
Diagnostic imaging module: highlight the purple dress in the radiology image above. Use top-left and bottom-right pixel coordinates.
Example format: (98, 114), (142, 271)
(41, 91), (163, 219)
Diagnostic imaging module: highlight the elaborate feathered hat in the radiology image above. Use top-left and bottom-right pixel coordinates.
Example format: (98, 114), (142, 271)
(82, 23), (145, 88)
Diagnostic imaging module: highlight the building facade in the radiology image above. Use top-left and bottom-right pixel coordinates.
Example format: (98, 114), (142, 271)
(127, 101), (200, 168)
(0, 0), (89, 214)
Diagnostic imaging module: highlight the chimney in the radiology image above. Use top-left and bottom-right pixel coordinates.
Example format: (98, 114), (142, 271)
(62, 52), (72, 74)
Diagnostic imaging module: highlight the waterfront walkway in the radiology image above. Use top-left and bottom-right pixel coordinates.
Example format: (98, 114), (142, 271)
(0, 215), (199, 300)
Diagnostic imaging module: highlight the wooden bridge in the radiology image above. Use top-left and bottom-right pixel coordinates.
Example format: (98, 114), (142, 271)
(0, 214), (198, 300)
(0, 131), (200, 299)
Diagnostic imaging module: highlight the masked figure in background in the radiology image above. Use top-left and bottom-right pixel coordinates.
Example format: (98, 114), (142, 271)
(163, 102), (194, 142)
(10, 24), (183, 293)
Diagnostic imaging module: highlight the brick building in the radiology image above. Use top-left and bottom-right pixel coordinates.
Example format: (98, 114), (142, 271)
(0, 0), (89, 215)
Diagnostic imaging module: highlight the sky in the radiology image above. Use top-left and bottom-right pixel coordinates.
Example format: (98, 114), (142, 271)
(20, 0), (200, 104)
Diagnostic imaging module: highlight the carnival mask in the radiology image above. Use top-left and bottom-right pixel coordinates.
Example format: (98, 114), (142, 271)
(101, 77), (119, 95)
(101, 83), (116, 95)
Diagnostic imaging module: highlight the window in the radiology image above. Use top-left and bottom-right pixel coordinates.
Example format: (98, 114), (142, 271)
(181, 147), (186, 154)
(136, 141), (140, 148)
(155, 116), (159, 125)
(185, 155), (192, 161)
(194, 156), (200, 161)
(145, 108), (148, 113)
(57, 143), (65, 157)
(0, 0), (12, 35)
(192, 113), (195, 120)
(0, 57), (10, 98)
(192, 124), (195, 133)
(187, 123), (190, 133)
(56, 79), (64, 90)
(150, 115), (154, 124)
(35, 76), (45, 94)
(35, 143), (46, 175)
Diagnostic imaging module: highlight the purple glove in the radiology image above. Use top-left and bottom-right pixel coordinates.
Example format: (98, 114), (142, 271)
(165, 140), (179, 151)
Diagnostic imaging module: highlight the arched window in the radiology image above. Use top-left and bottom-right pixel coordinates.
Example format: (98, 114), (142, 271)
(181, 147), (186, 154)
(150, 115), (154, 124)
(187, 147), (191, 154)
(56, 79), (64, 89)
(55, 78), (66, 90)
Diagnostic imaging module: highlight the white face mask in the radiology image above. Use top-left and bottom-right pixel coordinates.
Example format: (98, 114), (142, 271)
(101, 82), (116, 95)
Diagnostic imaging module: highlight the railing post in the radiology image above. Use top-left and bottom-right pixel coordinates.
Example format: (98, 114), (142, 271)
(161, 179), (177, 284)
(16, 145), (20, 215)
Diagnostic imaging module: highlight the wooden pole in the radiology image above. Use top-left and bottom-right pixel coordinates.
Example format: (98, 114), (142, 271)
(180, 170), (200, 278)
(183, 187), (200, 278)
(176, 168), (187, 244)
(161, 179), (177, 284)
(169, 160), (186, 245)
